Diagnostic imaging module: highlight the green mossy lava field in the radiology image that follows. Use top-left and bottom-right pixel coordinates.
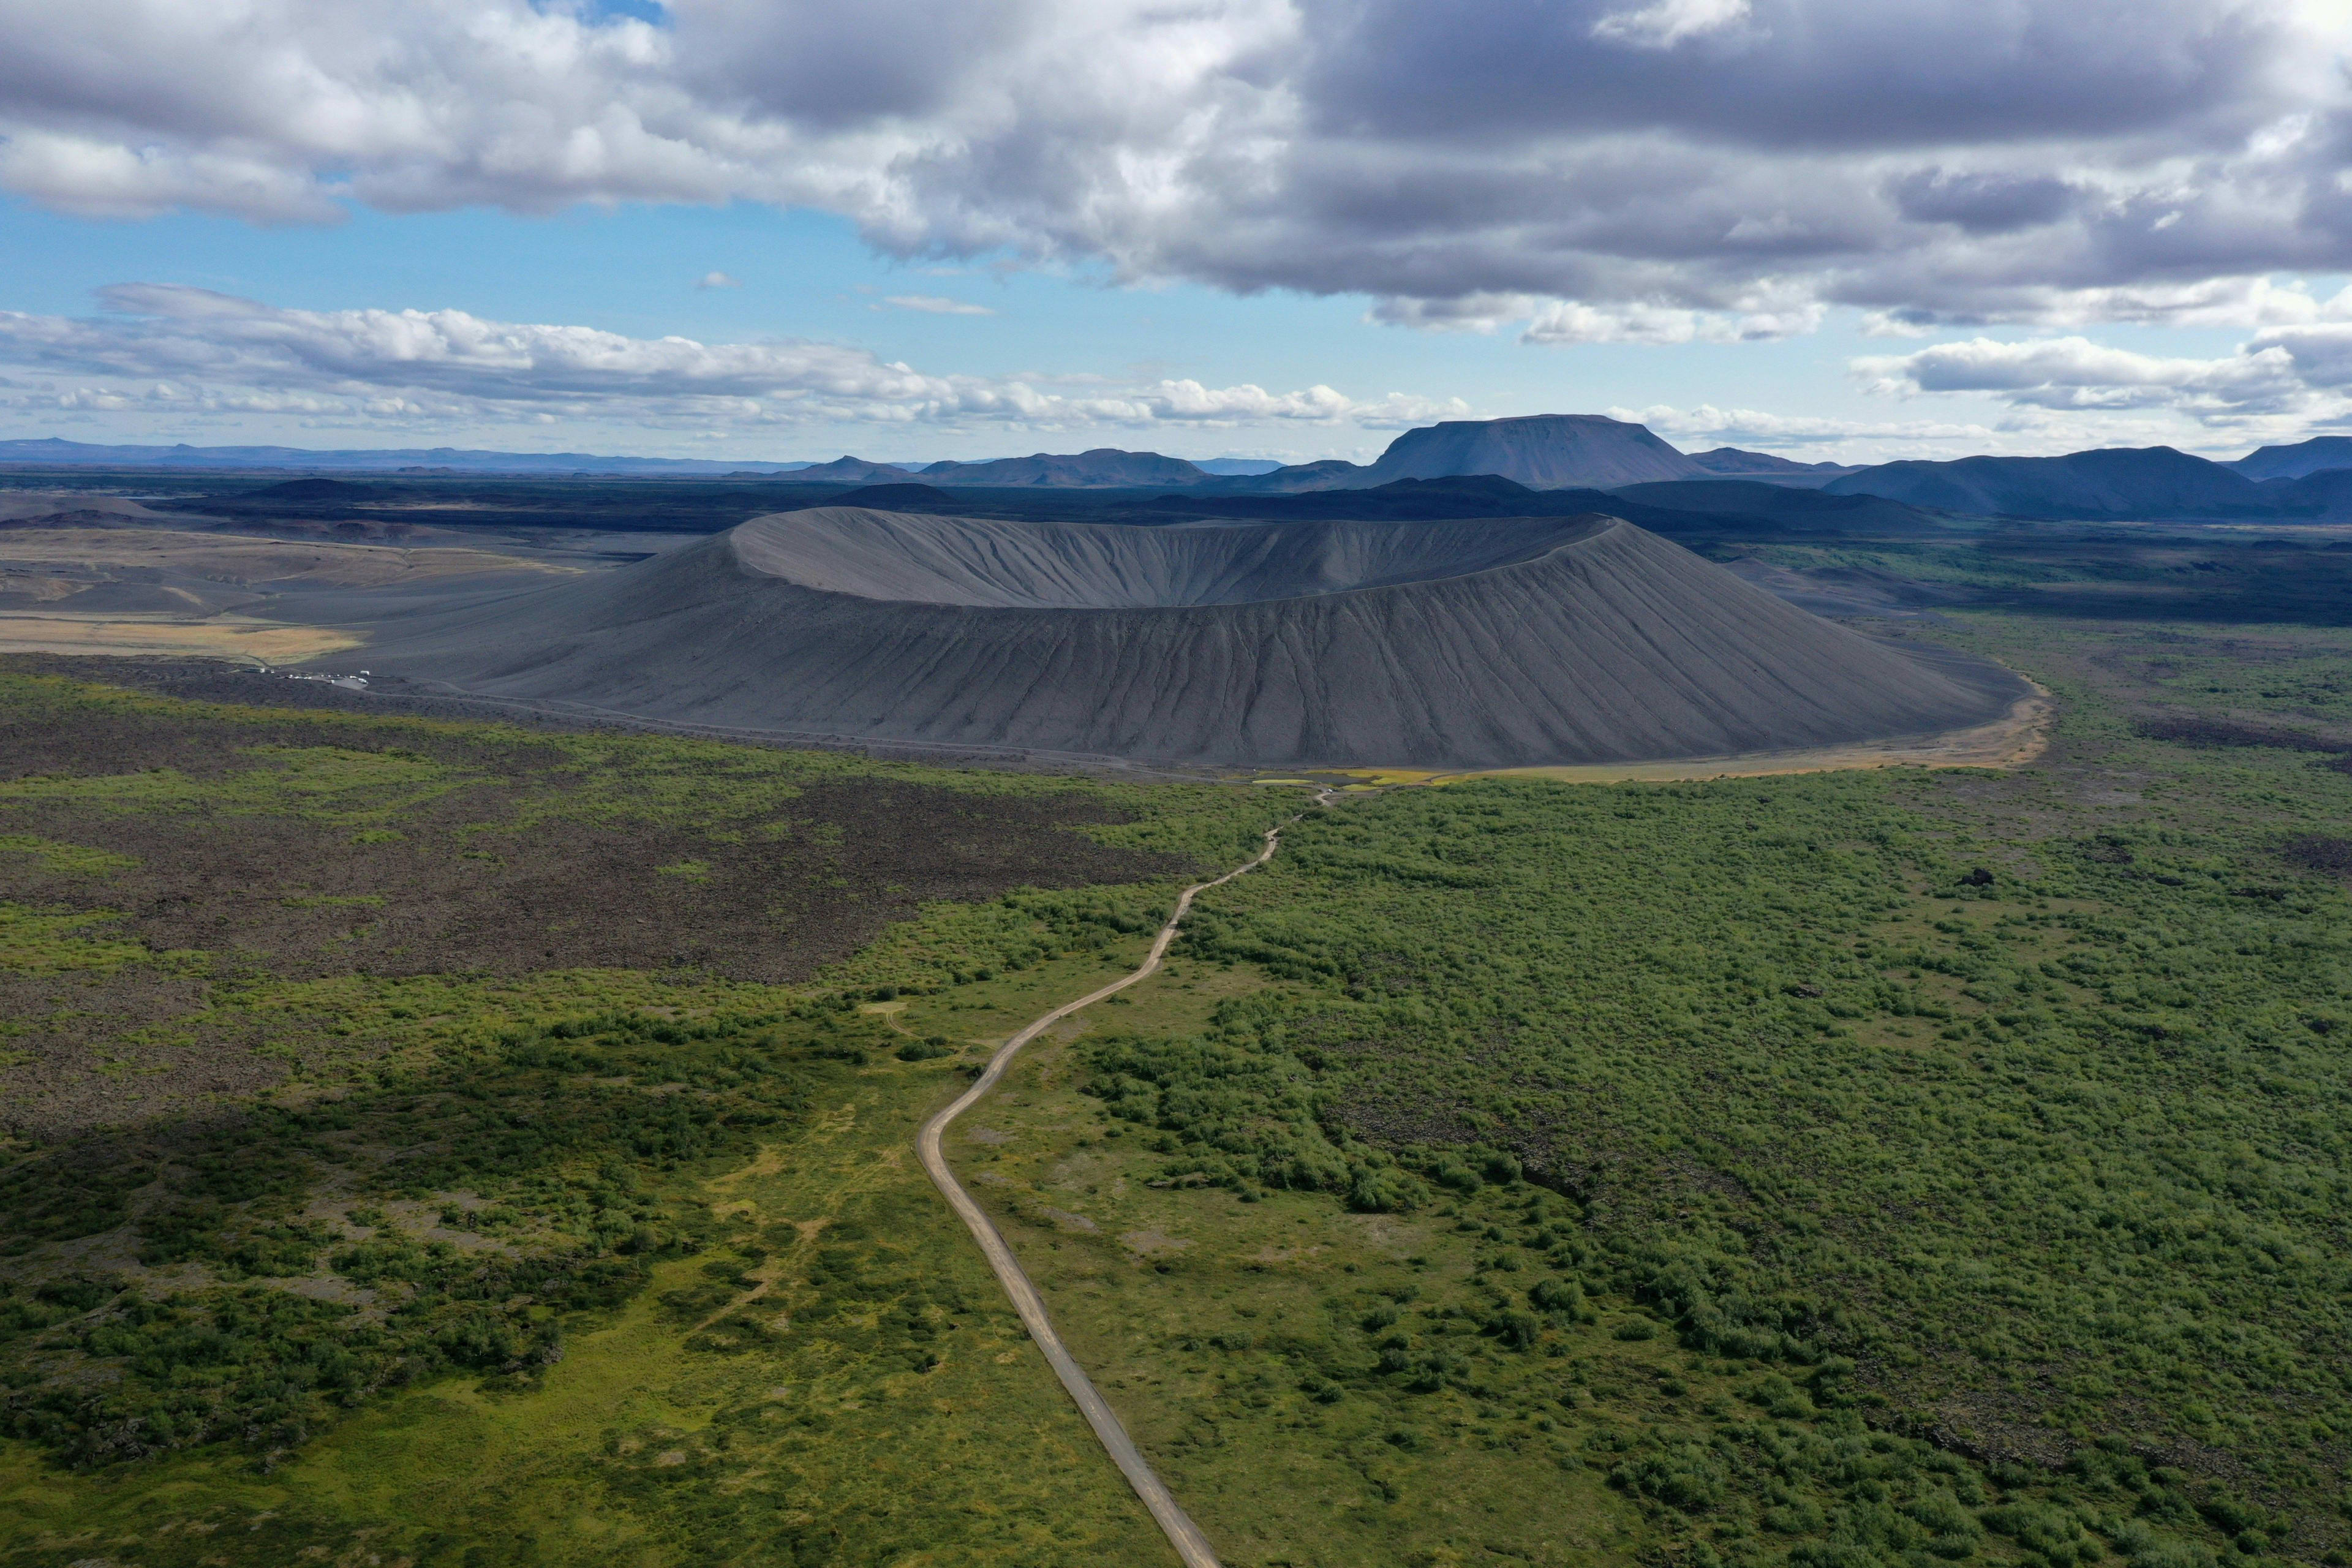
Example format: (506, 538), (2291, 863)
(0, 606), (2349, 1568)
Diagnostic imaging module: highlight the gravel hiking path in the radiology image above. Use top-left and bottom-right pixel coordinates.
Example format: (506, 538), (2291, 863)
(917, 798), (1328, 1568)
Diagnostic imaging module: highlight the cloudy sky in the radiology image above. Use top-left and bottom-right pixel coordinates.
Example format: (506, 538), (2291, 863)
(4, 0), (2351, 464)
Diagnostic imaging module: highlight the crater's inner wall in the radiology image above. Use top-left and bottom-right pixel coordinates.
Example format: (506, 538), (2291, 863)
(350, 508), (2030, 770)
(730, 507), (1607, 608)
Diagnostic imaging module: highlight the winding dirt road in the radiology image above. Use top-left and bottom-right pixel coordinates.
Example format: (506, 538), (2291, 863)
(916, 813), (1306, 1568)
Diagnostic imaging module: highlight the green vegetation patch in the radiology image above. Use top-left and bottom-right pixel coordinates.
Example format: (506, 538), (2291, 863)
(0, 660), (1272, 989)
(0, 660), (1281, 1563)
(0, 837), (138, 878)
(4, 610), (2351, 1568)
(0, 997), (1177, 1568)
(0, 1003), (905, 1467)
(933, 614), (2352, 1567)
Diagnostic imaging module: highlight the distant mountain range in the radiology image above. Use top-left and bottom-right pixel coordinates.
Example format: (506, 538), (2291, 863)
(0, 423), (1824, 492)
(2230, 435), (2352, 481)
(1821, 447), (2273, 519)
(1817, 440), (2352, 521)
(775, 457), (923, 484)
(760, 453), (1283, 484)
(10, 422), (2352, 521)
(790, 424), (1841, 494)
(1683, 447), (1847, 477)
(0, 437), (809, 476)
(915, 448), (1213, 488)
(1196, 415), (1842, 493)
(1358, 416), (1839, 486)
(1217, 426), (2352, 521)
(0, 437), (1275, 483)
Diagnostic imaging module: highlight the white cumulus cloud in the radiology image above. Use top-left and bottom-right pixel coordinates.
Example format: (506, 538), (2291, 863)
(1855, 335), (2313, 417)
(1846, 309), (2352, 445)
(1591, 0), (1755, 50)
(1522, 296), (1825, 345)
(0, 284), (1460, 437)
(880, 295), (997, 316)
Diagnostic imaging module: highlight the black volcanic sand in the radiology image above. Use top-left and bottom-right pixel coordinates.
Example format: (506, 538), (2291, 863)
(0, 677), (1181, 987)
(333, 507), (2029, 770)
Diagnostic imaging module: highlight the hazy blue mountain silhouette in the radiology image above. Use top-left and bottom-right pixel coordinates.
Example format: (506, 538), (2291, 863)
(2231, 436), (2352, 481)
(916, 448), (1213, 487)
(1824, 447), (2272, 519)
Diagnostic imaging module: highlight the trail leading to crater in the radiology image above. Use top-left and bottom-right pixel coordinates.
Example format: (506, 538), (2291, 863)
(915, 802), (1323, 1568)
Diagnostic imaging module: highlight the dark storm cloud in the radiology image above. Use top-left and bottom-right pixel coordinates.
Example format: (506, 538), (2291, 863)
(1291, 0), (2277, 150)
(0, 0), (2343, 330)
(673, 0), (1045, 130)
(1888, 172), (2081, 235)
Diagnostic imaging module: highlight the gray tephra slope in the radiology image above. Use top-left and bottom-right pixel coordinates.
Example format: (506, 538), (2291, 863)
(347, 507), (2024, 769)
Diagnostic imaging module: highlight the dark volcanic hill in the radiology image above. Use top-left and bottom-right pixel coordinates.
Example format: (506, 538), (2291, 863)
(344, 507), (2023, 769)
(1148, 475), (1951, 542)
(790, 456), (922, 484)
(1355, 414), (1702, 489)
(2263, 468), (2352, 521)
(1608, 480), (1950, 535)
(2233, 436), (2352, 481)
(1682, 447), (1847, 477)
(823, 483), (960, 511)
(917, 448), (1210, 487)
(1150, 475), (1596, 521)
(1825, 446), (2271, 519)
(1201, 417), (1834, 494)
(1205, 458), (1372, 492)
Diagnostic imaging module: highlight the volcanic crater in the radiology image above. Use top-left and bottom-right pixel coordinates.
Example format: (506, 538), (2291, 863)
(345, 506), (2028, 769)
